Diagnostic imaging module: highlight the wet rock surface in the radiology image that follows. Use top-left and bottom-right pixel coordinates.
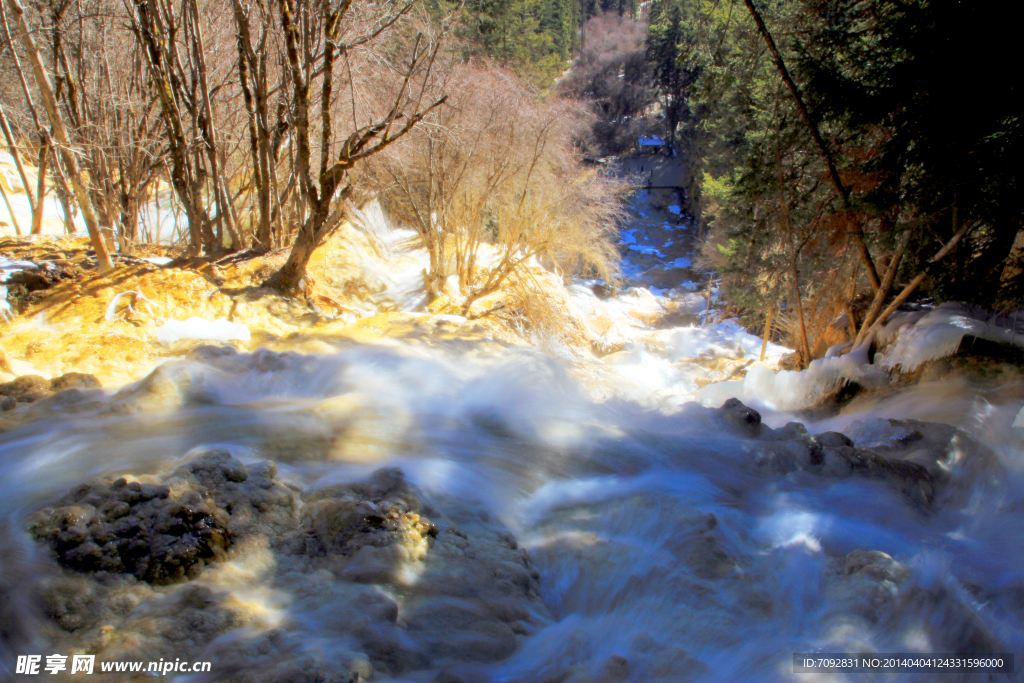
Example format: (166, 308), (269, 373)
(29, 475), (231, 585)
(26, 454), (549, 681)
(0, 372), (102, 405)
(279, 469), (549, 675)
(896, 334), (1024, 389)
(841, 416), (1002, 505)
(716, 399), (942, 505)
(0, 374), (51, 403)
(821, 548), (1008, 656)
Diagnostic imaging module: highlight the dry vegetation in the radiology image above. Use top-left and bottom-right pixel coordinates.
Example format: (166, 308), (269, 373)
(0, 0), (624, 326)
(365, 63), (622, 315)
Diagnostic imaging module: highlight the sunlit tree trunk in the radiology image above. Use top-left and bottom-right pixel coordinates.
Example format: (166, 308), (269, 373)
(3, 0), (114, 271)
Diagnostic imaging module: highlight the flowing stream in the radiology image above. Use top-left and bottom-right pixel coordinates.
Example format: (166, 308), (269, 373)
(2, 193), (1023, 683)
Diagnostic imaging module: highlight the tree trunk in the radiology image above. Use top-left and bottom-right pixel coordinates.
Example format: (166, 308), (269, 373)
(702, 274), (714, 326)
(759, 304), (775, 362)
(47, 148), (79, 235)
(30, 141), (48, 234)
(1001, 229), (1024, 283)
(853, 229), (912, 347)
(270, 206), (334, 292)
(0, 103), (36, 219)
(130, 0), (214, 255)
(189, 0), (240, 251)
(855, 218), (974, 348)
(789, 263), (811, 367)
(4, 0), (114, 271)
(0, 177), (21, 235)
(742, 0), (880, 292)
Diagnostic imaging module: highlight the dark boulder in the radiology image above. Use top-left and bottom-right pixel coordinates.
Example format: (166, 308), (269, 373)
(49, 372), (101, 392)
(0, 375), (51, 403)
(718, 398), (763, 438)
(29, 477), (231, 585)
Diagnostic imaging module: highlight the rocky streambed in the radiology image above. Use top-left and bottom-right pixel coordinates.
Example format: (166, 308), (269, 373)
(2, 344), (1015, 682)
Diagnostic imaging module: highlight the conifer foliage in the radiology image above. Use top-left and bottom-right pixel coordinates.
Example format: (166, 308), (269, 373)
(646, 0), (1022, 365)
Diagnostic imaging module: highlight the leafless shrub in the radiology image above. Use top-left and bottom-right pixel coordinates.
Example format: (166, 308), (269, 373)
(365, 62), (623, 316)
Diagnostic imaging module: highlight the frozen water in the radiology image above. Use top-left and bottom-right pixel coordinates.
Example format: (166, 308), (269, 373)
(629, 244), (665, 257)
(618, 229), (639, 246)
(880, 302), (1024, 371)
(662, 319), (788, 362)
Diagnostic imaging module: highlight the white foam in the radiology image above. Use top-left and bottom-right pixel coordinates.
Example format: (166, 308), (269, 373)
(661, 319), (787, 362)
(154, 317), (251, 345)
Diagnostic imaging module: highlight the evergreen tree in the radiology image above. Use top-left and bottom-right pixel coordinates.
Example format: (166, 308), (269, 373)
(645, 0), (695, 150)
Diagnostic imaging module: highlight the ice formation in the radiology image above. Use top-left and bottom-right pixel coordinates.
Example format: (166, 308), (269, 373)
(696, 345), (889, 412)
(879, 302), (1024, 371)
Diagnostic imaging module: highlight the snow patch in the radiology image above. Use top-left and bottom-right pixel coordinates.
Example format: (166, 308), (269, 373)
(661, 319), (787, 362)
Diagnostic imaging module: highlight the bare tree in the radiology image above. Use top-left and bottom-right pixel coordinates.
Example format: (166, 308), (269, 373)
(0, 102), (34, 232)
(232, 0), (290, 251)
(3, 0), (114, 271)
(260, 0), (447, 291)
(50, 0), (165, 251)
(128, 0), (241, 255)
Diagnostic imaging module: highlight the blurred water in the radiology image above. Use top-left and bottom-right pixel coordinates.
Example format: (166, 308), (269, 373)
(1, 340), (1021, 682)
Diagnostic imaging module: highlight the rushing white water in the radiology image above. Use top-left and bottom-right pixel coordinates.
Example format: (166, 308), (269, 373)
(2, 341), (1021, 682)
(2, 197), (1022, 682)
